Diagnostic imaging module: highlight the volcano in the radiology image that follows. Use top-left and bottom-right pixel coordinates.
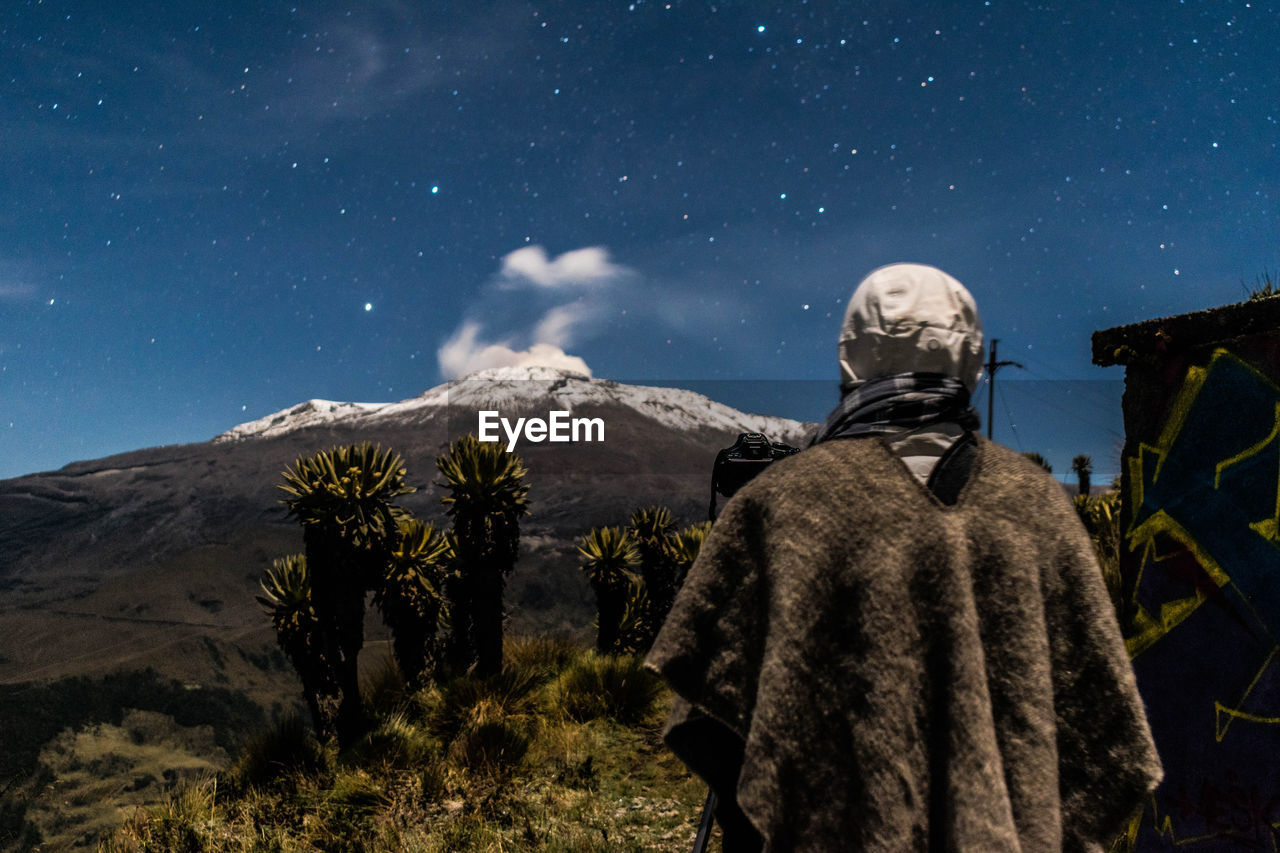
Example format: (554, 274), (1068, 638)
(0, 368), (810, 695)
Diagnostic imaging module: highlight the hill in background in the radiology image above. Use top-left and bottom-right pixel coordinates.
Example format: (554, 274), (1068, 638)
(0, 368), (808, 849)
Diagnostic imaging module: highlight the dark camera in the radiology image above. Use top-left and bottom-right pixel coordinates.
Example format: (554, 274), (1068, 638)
(709, 433), (801, 516)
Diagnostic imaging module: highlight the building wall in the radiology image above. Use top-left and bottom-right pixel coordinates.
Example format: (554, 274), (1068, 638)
(1106, 322), (1280, 850)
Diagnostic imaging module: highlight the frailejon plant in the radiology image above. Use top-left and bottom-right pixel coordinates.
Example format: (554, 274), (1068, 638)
(374, 517), (452, 689)
(669, 521), (712, 591)
(278, 442), (415, 747)
(1021, 451), (1053, 473)
(577, 526), (640, 654)
(628, 505), (679, 644)
(256, 554), (335, 739)
(1074, 491), (1123, 615)
(1246, 270), (1278, 301)
(613, 574), (655, 656)
(436, 434), (529, 678)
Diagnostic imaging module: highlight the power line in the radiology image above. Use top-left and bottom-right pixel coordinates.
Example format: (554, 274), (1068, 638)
(984, 339), (1024, 441)
(999, 383), (1024, 451)
(1003, 380), (1123, 440)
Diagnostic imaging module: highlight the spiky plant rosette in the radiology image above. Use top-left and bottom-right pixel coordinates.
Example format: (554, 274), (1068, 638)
(628, 505), (678, 574)
(257, 554), (333, 678)
(257, 553), (317, 638)
(629, 505), (675, 542)
(435, 434), (530, 518)
(670, 521), (711, 563)
(614, 575), (654, 654)
(576, 525), (640, 592)
(670, 521), (712, 586)
(278, 442), (415, 550)
(375, 518), (451, 616)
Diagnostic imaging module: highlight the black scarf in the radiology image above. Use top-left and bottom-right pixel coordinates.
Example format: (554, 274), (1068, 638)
(810, 372), (980, 446)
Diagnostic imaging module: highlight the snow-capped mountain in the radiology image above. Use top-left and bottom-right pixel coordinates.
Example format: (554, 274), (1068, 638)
(0, 370), (814, 700)
(215, 366), (809, 446)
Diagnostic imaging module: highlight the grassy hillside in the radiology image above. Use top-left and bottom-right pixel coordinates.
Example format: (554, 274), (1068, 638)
(0, 670), (267, 850)
(5, 489), (1124, 852)
(89, 636), (714, 853)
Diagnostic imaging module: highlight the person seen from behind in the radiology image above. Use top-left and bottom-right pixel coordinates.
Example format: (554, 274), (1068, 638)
(646, 262), (1162, 852)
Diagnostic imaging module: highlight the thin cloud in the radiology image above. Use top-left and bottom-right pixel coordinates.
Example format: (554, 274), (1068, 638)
(0, 282), (36, 302)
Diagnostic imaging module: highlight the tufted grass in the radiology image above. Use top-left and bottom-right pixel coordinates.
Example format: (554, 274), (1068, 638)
(93, 635), (712, 852)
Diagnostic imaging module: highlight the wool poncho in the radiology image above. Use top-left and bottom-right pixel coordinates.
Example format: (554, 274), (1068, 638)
(646, 437), (1161, 852)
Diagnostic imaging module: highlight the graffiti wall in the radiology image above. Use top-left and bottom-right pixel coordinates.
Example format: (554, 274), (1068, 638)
(1118, 346), (1280, 849)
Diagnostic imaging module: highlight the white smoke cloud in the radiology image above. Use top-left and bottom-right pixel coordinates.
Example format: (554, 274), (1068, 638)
(438, 321), (592, 378)
(531, 303), (592, 348)
(437, 245), (634, 379)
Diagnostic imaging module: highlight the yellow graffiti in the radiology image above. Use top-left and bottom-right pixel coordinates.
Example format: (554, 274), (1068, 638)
(1137, 790), (1280, 850)
(1142, 361), (1209, 487)
(1123, 508), (1231, 660)
(1215, 646), (1280, 742)
(1123, 359), (1216, 660)
(1215, 401), (1280, 549)
(1126, 349), (1280, 660)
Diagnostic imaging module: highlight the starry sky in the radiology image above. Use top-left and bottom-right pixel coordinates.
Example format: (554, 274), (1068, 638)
(2, 0), (1277, 483)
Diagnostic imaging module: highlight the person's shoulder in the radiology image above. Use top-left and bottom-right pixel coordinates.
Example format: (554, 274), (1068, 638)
(975, 438), (1059, 482)
(712, 439), (895, 538)
(726, 438), (893, 510)
(972, 437), (1078, 514)
(758, 438), (884, 481)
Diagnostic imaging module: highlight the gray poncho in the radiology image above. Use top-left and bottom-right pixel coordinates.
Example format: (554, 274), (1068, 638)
(646, 437), (1161, 852)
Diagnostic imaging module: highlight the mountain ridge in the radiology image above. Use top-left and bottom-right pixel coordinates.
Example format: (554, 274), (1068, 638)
(0, 372), (811, 701)
(213, 366), (809, 447)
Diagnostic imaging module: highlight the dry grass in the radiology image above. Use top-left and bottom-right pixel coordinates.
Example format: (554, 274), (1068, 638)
(91, 638), (710, 852)
(27, 710), (228, 850)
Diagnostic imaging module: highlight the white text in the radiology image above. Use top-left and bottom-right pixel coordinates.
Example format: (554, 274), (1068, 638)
(477, 410), (605, 451)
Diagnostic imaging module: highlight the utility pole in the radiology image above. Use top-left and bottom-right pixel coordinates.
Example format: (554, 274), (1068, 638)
(984, 338), (1024, 441)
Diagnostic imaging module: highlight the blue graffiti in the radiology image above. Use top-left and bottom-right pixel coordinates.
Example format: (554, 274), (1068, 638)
(1126, 349), (1280, 849)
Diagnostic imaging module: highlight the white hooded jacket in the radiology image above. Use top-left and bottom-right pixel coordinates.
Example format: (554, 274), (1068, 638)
(837, 263), (984, 481)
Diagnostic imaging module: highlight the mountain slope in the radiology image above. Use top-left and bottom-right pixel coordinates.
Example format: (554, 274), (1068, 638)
(0, 368), (809, 692)
(214, 366), (805, 445)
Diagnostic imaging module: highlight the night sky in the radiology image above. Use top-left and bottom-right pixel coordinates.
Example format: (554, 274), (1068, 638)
(3, 0), (1277, 483)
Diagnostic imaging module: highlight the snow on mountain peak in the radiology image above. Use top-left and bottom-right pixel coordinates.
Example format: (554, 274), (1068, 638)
(462, 365), (590, 382)
(215, 370), (811, 445)
(214, 399), (390, 442)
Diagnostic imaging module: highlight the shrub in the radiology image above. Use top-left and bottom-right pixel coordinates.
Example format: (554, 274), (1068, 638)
(232, 713), (327, 789)
(552, 652), (662, 725)
(446, 698), (532, 775)
(98, 777), (217, 853)
(418, 668), (543, 744)
(325, 768), (390, 815)
(360, 654), (409, 720)
(347, 711), (434, 773)
(503, 634), (584, 680)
